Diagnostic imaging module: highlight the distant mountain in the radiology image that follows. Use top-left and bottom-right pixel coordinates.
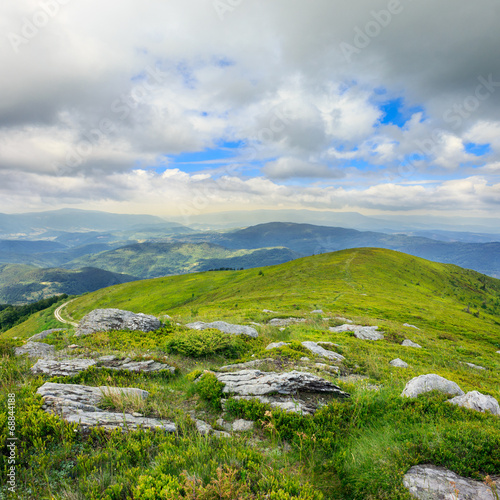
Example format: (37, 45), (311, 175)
(0, 264), (137, 304)
(65, 241), (301, 279)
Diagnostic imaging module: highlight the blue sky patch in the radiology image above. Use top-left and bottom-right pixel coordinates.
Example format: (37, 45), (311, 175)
(465, 142), (491, 156)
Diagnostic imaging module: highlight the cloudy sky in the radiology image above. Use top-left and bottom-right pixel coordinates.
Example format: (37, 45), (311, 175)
(1, 0), (500, 220)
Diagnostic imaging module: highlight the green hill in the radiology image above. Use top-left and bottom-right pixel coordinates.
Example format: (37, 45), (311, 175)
(1, 248), (499, 499)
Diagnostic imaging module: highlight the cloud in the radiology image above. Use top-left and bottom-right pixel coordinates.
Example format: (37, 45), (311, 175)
(262, 157), (345, 180)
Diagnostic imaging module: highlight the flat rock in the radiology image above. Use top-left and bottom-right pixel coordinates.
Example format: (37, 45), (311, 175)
(310, 309), (324, 314)
(390, 358), (409, 368)
(31, 358), (97, 377)
(465, 362), (486, 370)
(301, 341), (345, 362)
(194, 419), (212, 436)
(37, 382), (176, 432)
(265, 342), (290, 350)
(402, 339), (422, 348)
(28, 329), (65, 341)
(403, 464), (497, 499)
(402, 374), (464, 398)
(267, 318), (306, 327)
(262, 309), (278, 313)
(76, 309), (161, 337)
(403, 323), (420, 329)
(185, 321), (258, 338)
(232, 419), (254, 432)
(447, 391), (500, 416)
(329, 324), (384, 341)
(101, 358), (175, 374)
(217, 358), (275, 372)
(15, 342), (55, 359)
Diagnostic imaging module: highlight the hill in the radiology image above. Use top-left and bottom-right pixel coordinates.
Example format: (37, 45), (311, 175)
(0, 264), (137, 304)
(1, 249), (499, 499)
(65, 241), (301, 279)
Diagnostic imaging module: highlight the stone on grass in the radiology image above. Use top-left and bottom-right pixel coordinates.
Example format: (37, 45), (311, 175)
(194, 419), (212, 436)
(102, 358), (175, 374)
(390, 358), (409, 368)
(401, 374), (464, 398)
(329, 324), (384, 341)
(28, 329), (65, 341)
(403, 323), (420, 329)
(402, 339), (422, 348)
(232, 419), (254, 432)
(265, 342), (290, 350)
(267, 318), (306, 327)
(76, 309), (161, 337)
(31, 358), (97, 377)
(185, 321), (258, 338)
(447, 391), (500, 416)
(465, 362), (486, 370)
(310, 310), (324, 314)
(15, 342), (55, 359)
(314, 363), (340, 374)
(37, 382), (176, 432)
(403, 464), (497, 500)
(217, 358), (275, 372)
(301, 341), (345, 362)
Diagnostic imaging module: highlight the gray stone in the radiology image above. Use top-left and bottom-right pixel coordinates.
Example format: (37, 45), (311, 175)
(98, 355), (118, 362)
(329, 324), (384, 341)
(403, 464), (497, 499)
(300, 357), (310, 362)
(301, 341), (345, 362)
(310, 310), (324, 314)
(225, 395), (318, 416)
(216, 418), (233, 432)
(232, 419), (254, 432)
(402, 374), (464, 398)
(265, 342), (290, 350)
(314, 363), (340, 374)
(212, 430), (231, 438)
(335, 317), (353, 324)
(194, 419), (212, 436)
(267, 318), (306, 327)
(218, 359), (275, 372)
(76, 309), (161, 337)
(390, 358), (409, 368)
(15, 342), (55, 359)
(403, 323), (420, 329)
(465, 362), (486, 370)
(105, 359), (175, 374)
(31, 358), (97, 377)
(263, 309), (278, 313)
(37, 382), (175, 432)
(447, 391), (500, 416)
(185, 321), (258, 338)
(402, 339), (422, 348)
(28, 329), (65, 341)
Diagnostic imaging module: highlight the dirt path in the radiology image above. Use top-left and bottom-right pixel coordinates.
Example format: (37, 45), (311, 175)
(54, 299), (79, 327)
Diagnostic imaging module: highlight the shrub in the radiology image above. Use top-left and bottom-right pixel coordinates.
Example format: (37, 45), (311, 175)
(195, 372), (225, 409)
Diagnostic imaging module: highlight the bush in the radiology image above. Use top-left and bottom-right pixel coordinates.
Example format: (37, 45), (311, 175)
(195, 372), (225, 409)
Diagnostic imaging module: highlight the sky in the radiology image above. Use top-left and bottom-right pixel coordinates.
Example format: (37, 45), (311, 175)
(1, 0), (500, 221)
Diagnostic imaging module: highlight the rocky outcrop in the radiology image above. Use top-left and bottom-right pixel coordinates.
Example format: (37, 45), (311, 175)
(28, 329), (65, 341)
(329, 324), (384, 341)
(403, 464), (498, 499)
(216, 369), (348, 415)
(15, 342), (55, 359)
(402, 339), (422, 348)
(447, 391), (500, 416)
(301, 341), (345, 362)
(217, 359), (275, 372)
(37, 382), (176, 432)
(401, 374), (464, 398)
(267, 318), (306, 327)
(76, 309), (161, 337)
(97, 356), (175, 374)
(32, 358), (97, 377)
(185, 321), (258, 338)
(390, 358), (409, 368)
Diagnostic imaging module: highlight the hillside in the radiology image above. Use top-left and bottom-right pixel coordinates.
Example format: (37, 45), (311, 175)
(0, 264), (137, 304)
(65, 242), (301, 279)
(1, 249), (499, 499)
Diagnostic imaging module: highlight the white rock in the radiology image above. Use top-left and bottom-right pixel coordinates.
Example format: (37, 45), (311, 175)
(403, 323), (420, 329)
(390, 358), (409, 368)
(329, 324), (384, 341)
(217, 358), (275, 371)
(301, 341), (345, 362)
(232, 419), (254, 432)
(447, 391), (500, 416)
(310, 310), (324, 314)
(185, 321), (258, 338)
(401, 374), (464, 398)
(402, 339), (422, 348)
(465, 362), (487, 370)
(267, 318), (306, 327)
(194, 419), (212, 435)
(403, 464), (497, 499)
(31, 359), (97, 377)
(15, 342), (55, 359)
(265, 342), (290, 350)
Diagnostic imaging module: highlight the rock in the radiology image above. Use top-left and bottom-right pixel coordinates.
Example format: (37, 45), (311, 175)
(401, 374), (464, 398)
(335, 316), (353, 324)
(225, 395), (318, 416)
(97, 355), (118, 362)
(317, 341), (341, 348)
(194, 419), (212, 436)
(212, 430), (231, 438)
(465, 362), (487, 370)
(310, 309), (324, 314)
(265, 342), (290, 350)
(447, 391), (500, 416)
(28, 329), (65, 341)
(216, 418), (233, 432)
(15, 342), (55, 359)
(185, 321), (258, 338)
(300, 357), (310, 362)
(76, 309), (161, 337)
(37, 382), (176, 432)
(403, 464), (497, 499)
(329, 324), (384, 341)
(217, 359), (275, 372)
(68, 345), (81, 349)
(263, 309), (278, 313)
(314, 363), (340, 374)
(403, 323), (420, 329)
(402, 339), (422, 348)
(497, 351), (500, 354)
(31, 359), (97, 377)
(301, 341), (345, 362)
(390, 358), (409, 368)
(103, 358), (175, 374)
(267, 318), (306, 327)
(232, 419), (254, 432)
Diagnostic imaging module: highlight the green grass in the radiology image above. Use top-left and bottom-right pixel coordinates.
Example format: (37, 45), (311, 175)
(1, 248), (499, 499)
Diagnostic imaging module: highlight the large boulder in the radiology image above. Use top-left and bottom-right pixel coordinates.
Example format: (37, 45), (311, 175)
(329, 324), (384, 341)
(185, 321), (258, 338)
(37, 382), (176, 432)
(403, 464), (498, 499)
(401, 374), (464, 398)
(15, 342), (55, 359)
(76, 309), (161, 336)
(447, 391), (500, 416)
